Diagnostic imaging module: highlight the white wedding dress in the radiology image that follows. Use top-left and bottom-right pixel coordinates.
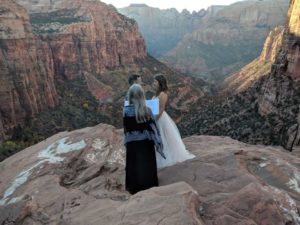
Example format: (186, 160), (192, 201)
(155, 111), (195, 169)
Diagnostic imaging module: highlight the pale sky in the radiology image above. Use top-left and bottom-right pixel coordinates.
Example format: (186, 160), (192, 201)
(101, 0), (242, 12)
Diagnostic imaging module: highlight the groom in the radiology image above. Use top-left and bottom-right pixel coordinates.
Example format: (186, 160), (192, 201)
(125, 74), (143, 104)
(128, 74), (142, 86)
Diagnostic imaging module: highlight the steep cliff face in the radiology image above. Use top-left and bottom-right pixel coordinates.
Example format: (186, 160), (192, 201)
(289, 0), (300, 36)
(257, 0), (300, 115)
(14, 0), (71, 13)
(180, 0), (300, 151)
(0, 0), (58, 133)
(18, 0), (147, 81)
(119, 4), (206, 57)
(254, 0), (300, 150)
(217, 0), (287, 27)
(286, 0), (300, 79)
(162, 0), (289, 83)
(222, 26), (284, 94)
(0, 0), (147, 133)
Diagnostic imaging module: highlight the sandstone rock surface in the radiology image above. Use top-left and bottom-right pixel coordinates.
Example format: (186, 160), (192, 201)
(1, 124), (300, 224)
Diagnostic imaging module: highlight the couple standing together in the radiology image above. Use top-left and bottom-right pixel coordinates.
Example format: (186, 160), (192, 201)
(123, 74), (195, 194)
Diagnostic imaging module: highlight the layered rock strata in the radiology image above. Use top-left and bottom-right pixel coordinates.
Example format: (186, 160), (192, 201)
(0, 0), (58, 133)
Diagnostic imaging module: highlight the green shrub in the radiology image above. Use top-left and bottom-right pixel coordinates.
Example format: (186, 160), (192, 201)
(0, 141), (25, 161)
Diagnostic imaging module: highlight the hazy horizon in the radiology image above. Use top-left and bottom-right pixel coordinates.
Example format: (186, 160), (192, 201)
(101, 0), (242, 12)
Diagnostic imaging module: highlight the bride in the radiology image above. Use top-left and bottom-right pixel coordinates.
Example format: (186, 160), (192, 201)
(153, 74), (195, 169)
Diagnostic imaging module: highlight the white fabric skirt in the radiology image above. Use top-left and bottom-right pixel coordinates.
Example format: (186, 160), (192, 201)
(156, 111), (195, 169)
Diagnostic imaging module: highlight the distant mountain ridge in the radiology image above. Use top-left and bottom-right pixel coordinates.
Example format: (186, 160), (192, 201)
(163, 0), (289, 82)
(118, 5), (207, 57)
(119, 0), (289, 83)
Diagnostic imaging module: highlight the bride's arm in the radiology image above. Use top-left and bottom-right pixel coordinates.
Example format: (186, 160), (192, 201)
(156, 92), (168, 120)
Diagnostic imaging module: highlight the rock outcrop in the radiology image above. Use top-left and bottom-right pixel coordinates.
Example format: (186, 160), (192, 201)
(222, 26), (284, 94)
(161, 0), (289, 83)
(1, 124), (300, 224)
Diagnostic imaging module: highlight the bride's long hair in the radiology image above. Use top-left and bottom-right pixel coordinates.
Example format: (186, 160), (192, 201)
(154, 74), (168, 96)
(128, 84), (151, 123)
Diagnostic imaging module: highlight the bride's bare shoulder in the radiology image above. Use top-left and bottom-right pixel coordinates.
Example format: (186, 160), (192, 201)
(158, 92), (168, 103)
(159, 91), (168, 98)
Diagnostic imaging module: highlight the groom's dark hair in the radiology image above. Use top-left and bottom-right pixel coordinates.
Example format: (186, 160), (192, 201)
(128, 74), (141, 85)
